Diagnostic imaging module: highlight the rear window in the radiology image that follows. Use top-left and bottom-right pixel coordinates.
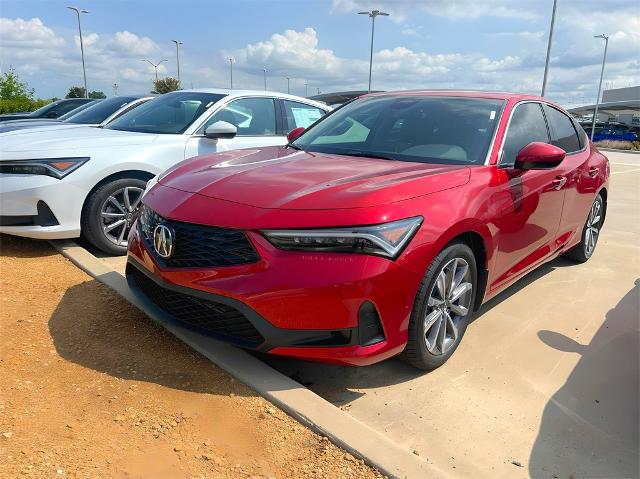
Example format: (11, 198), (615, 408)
(543, 105), (581, 153)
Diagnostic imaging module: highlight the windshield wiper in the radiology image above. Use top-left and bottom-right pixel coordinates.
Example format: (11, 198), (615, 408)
(337, 151), (399, 161)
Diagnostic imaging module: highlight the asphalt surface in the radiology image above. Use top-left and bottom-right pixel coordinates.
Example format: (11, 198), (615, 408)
(91, 151), (639, 478)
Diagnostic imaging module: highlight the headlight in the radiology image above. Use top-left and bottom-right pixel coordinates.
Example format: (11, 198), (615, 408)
(141, 174), (159, 199)
(0, 157), (89, 179)
(261, 216), (423, 259)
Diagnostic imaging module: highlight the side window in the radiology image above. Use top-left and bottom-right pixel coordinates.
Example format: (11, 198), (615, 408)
(543, 105), (581, 153)
(283, 100), (325, 130)
(501, 103), (549, 167)
(203, 97), (276, 136)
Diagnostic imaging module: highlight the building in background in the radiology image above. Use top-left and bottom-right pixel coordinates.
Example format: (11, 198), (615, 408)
(568, 86), (640, 127)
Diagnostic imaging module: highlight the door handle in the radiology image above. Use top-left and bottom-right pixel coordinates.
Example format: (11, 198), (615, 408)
(588, 167), (599, 178)
(551, 176), (567, 190)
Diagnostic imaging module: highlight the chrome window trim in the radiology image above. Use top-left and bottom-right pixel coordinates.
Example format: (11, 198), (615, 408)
(482, 101), (508, 165)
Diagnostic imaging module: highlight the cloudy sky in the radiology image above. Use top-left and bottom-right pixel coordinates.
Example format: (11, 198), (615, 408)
(1, 0), (638, 106)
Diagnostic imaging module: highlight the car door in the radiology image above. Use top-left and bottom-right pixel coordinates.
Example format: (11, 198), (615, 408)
(543, 104), (597, 241)
(490, 101), (569, 290)
(184, 97), (284, 159)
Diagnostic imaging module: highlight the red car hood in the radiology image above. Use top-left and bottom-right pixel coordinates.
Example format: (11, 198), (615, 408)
(159, 146), (470, 210)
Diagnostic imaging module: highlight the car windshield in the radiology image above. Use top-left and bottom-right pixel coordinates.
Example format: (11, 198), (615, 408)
(292, 95), (505, 165)
(105, 92), (226, 134)
(63, 96), (140, 124)
(57, 100), (100, 120)
(28, 100), (63, 117)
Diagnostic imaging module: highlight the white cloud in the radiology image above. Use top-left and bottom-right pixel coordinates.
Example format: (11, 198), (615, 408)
(0, 17), (65, 48)
(108, 30), (159, 56)
(331, 0), (540, 21)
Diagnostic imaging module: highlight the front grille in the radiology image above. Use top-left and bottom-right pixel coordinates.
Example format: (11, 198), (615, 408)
(138, 206), (259, 268)
(129, 265), (264, 346)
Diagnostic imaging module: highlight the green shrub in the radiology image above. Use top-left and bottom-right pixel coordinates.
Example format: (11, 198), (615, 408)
(0, 98), (51, 114)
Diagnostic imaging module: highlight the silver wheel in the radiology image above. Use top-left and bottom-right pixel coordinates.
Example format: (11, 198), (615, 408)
(424, 257), (473, 356)
(100, 186), (144, 247)
(584, 197), (602, 257)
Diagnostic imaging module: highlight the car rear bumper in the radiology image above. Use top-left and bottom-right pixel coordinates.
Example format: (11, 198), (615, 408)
(126, 219), (423, 366)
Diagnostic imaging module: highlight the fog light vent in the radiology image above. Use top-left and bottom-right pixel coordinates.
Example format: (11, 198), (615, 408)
(358, 301), (385, 346)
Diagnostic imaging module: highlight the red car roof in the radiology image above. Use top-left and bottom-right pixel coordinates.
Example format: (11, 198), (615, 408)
(364, 90), (546, 102)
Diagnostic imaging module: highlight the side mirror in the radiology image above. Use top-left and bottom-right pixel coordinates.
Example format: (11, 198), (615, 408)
(514, 142), (565, 170)
(287, 127), (305, 143)
(204, 121), (237, 140)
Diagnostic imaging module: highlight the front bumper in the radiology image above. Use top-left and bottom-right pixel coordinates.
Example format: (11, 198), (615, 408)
(126, 219), (423, 366)
(0, 174), (84, 238)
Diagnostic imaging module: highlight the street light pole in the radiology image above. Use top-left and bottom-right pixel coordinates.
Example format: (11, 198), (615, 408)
(590, 34), (609, 141)
(142, 59), (167, 82)
(304, 81), (308, 97)
(541, 0), (558, 97)
(67, 6), (89, 98)
(263, 68), (268, 91)
(112, 83), (118, 96)
(286, 76), (291, 94)
(358, 9), (389, 93)
(228, 57), (234, 89)
(171, 40), (182, 86)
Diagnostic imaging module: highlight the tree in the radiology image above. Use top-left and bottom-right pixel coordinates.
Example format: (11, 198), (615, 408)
(89, 91), (106, 99)
(0, 68), (51, 114)
(0, 68), (34, 101)
(66, 86), (86, 98)
(152, 77), (180, 94)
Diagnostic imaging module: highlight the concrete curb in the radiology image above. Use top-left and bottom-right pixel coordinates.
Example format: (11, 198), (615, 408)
(50, 240), (447, 479)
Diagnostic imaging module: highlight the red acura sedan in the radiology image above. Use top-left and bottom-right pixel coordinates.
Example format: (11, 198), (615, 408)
(126, 91), (609, 370)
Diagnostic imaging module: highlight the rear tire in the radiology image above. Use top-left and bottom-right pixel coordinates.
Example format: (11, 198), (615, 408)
(400, 241), (477, 371)
(565, 194), (604, 263)
(81, 178), (146, 256)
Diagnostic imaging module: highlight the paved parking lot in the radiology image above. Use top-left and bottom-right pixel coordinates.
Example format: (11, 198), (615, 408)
(266, 151), (640, 478)
(89, 151), (639, 478)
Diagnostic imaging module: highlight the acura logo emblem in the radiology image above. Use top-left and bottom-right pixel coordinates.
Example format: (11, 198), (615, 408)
(153, 224), (175, 259)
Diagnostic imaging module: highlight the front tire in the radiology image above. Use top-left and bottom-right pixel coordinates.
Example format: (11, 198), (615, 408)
(565, 193), (604, 263)
(81, 178), (146, 256)
(401, 241), (477, 371)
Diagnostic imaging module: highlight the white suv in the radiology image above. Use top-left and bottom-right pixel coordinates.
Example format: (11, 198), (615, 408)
(0, 89), (329, 254)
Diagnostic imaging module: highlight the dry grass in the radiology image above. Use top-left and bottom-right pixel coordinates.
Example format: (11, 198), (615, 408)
(594, 140), (640, 151)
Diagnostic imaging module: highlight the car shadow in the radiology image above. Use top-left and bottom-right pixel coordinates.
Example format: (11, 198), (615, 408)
(262, 255), (576, 396)
(473, 255), (576, 322)
(528, 279), (639, 478)
(48, 278), (254, 397)
(0, 233), (59, 258)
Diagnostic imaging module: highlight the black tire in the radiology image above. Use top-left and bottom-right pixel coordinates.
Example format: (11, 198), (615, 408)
(400, 241), (478, 371)
(565, 194), (604, 263)
(81, 178), (147, 256)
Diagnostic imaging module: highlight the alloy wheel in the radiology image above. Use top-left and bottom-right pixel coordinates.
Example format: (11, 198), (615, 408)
(424, 257), (473, 355)
(584, 198), (602, 257)
(100, 186), (144, 247)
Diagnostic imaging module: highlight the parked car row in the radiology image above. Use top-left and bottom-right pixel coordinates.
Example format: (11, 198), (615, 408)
(0, 95), (154, 134)
(0, 89), (609, 370)
(0, 98), (96, 122)
(0, 89), (330, 253)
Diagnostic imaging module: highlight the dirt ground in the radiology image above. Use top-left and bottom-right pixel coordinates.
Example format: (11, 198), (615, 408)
(0, 235), (383, 479)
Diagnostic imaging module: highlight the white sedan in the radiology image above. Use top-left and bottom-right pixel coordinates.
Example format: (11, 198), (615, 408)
(0, 89), (329, 254)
